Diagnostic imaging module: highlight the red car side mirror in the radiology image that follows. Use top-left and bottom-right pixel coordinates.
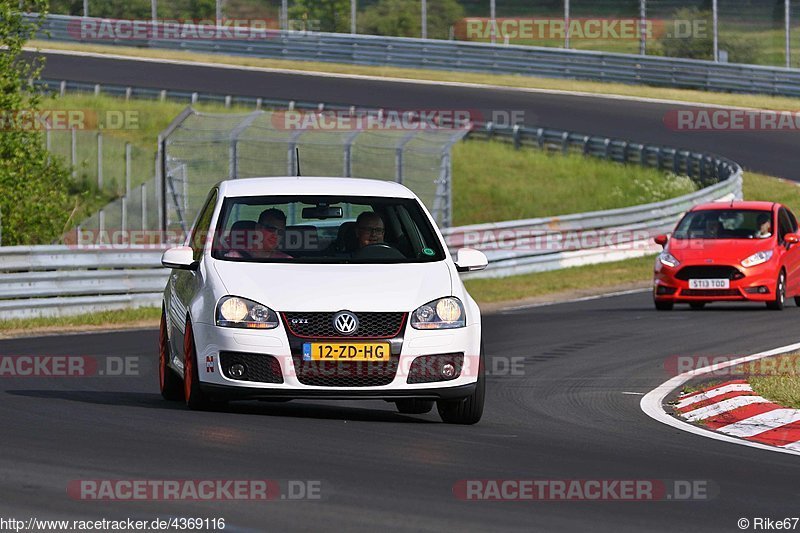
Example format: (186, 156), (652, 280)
(654, 234), (668, 247)
(785, 233), (800, 244)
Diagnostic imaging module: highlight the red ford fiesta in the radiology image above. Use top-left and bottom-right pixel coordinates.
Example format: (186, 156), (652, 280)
(653, 201), (800, 310)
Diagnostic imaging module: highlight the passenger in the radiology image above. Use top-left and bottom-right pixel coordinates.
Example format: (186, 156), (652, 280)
(755, 213), (772, 238)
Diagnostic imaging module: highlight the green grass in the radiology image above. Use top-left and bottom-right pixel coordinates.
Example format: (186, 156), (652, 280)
(743, 171), (800, 214)
(30, 39), (800, 112)
(452, 140), (697, 225)
(464, 254), (655, 303)
(0, 307), (161, 334)
(749, 353), (800, 409)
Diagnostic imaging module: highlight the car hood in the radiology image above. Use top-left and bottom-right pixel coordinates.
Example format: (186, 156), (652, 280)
(212, 260), (453, 312)
(668, 238), (774, 264)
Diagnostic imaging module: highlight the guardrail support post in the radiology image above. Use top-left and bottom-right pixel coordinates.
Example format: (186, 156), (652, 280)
(512, 125), (521, 149)
(97, 132), (103, 190)
(561, 131), (569, 155)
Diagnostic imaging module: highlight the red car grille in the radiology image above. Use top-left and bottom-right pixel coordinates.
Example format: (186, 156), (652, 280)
(675, 266), (744, 281)
(681, 289), (741, 297)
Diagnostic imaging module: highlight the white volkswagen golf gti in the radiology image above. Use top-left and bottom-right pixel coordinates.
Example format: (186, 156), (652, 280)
(159, 177), (488, 424)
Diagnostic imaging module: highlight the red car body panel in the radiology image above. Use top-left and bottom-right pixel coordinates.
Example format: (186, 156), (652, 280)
(653, 201), (800, 305)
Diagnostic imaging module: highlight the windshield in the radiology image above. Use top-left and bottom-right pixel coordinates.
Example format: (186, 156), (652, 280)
(210, 195), (446, 264)
(672, 209), (773, 240)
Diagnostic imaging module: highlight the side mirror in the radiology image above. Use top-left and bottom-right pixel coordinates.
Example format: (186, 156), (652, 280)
(654, 234), (669, 247)
(454, 248), (488, 273)
(785, 233), (800, 245)
(161, 246), (198, 270)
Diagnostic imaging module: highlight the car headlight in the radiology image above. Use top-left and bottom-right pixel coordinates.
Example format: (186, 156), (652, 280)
(216, 296), (279, 329)
(657, 251), (680, 268)
(411, 297), (466, 329)
(741, 250), (773, 268)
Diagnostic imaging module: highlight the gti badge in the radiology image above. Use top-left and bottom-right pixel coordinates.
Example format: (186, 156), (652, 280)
(333, 311), (359, 335)
(291, 318), (309, 324)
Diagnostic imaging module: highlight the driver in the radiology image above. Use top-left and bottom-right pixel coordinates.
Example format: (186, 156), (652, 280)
(355, 211), (385, 249)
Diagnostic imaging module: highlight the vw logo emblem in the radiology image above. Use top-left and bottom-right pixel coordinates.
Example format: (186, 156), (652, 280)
(333, 311), (359, 335)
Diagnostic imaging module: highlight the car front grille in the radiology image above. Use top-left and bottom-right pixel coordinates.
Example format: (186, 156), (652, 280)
(291, 359), (399, 387)
(675, 265), (744, 280)
(681, 289), (741, 297)
(281, 312), (406, 339)
(219, 352), (284, 384)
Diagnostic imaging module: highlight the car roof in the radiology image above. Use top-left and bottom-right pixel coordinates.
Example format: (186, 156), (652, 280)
(691, 201), (777, 212)
(217, 177), (418, 199)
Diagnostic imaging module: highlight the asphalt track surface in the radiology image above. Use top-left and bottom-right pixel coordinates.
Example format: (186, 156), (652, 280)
(3, 52), (798, 530)
(36, 51), (800, 182)
(2, 293), (800, 531)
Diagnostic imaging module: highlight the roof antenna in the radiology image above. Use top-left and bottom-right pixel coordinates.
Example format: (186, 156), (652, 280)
(295, 147), (301, 177)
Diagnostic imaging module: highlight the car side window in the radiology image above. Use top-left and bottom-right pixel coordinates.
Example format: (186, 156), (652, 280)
(778, 208), (793, 242)
(190, 189), (218, 261)
(787, 208), (799, 232)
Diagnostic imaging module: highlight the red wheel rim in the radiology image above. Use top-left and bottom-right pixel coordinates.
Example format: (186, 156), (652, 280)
(183, 320), (194, 402)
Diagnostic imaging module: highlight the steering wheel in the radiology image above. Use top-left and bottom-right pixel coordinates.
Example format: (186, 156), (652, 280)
(351, 243), (405, 260)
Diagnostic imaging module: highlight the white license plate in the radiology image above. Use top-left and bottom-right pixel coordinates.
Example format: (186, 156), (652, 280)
(689, 279), (730, 289)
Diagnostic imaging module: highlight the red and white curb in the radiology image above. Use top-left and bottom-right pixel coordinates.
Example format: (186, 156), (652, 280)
(641, 342), (800, 456)
(675, 380), (800, 451)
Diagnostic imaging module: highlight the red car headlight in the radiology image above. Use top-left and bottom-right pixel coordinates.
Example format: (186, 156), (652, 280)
(741, 250), (773, 268)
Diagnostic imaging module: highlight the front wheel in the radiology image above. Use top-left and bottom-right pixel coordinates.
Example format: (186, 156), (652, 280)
(437, 344), (485, 425)
(183, 318), (210, 410)
(159, 308), (184, 401)
(767, 271), (786, 310)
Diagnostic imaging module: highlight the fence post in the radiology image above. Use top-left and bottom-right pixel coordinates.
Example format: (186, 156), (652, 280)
(122, 143), (131, 233)
(71, 128), (77, 179)
(97, 132), (103, 190)
(141, 182), (148, 231)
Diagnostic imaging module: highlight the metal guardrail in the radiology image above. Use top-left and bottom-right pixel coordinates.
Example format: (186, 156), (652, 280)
(34, 14), (800, 98)
(0, 246), (167, 319)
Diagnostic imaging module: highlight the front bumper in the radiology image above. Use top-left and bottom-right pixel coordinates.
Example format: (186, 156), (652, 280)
(189, 319), (481, 398)
(653, 261), (778, 302)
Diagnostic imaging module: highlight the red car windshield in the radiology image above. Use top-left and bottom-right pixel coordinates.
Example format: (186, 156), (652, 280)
(673, 209), (772, 240)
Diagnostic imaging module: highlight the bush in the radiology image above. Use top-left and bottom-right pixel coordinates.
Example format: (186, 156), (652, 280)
(359, 0), (464, 39)
(657, 7), (764, 64)
(0, 1), (74, 245)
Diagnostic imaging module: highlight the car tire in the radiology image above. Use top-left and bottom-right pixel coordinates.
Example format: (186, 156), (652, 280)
(654, 300), (674, 311)
(794, 296), (800, 307)
(395, 399), (434, 414)
(437, 343), (485, 425)
(689, 302), (706, 310)
(183, 317), (210, 410)
(159, 307), (184, 401)
(767, 271), (786, 310)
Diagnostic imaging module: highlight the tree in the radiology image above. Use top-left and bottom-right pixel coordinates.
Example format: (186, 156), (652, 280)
(359, 0), (464, 39)
(0, 0), (74, 245)
(289, 0), (351, 33)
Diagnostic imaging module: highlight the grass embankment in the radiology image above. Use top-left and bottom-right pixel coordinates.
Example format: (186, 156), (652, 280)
(749, 353), (800, 409)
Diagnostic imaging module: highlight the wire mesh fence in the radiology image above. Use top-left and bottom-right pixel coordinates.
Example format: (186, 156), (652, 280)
(158, 108), (469, 237)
